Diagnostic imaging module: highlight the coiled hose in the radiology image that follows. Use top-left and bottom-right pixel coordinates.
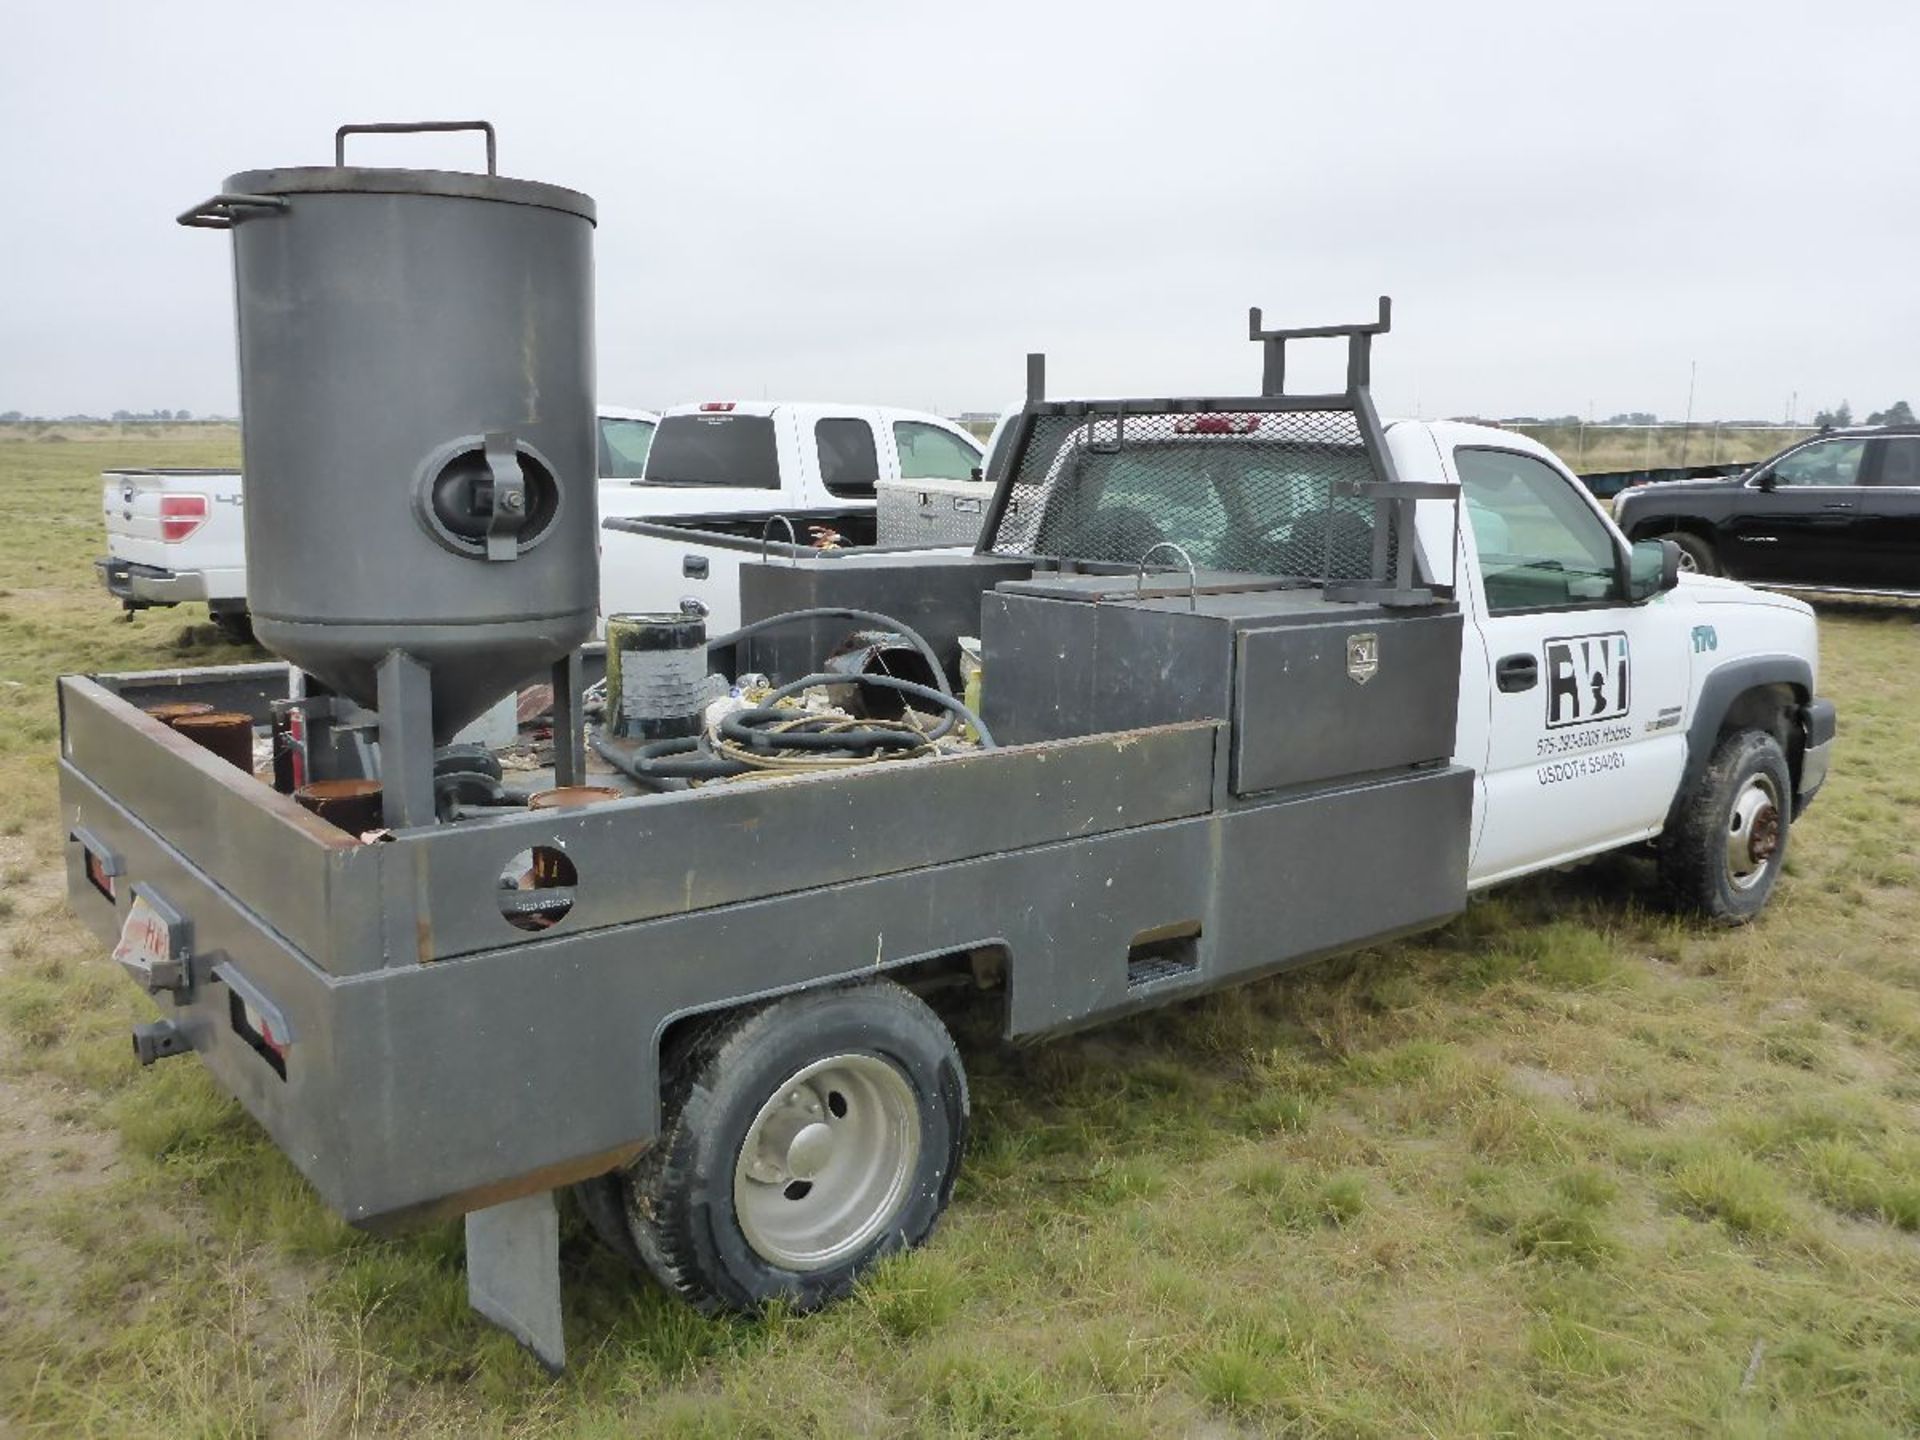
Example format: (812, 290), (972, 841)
(589, 608), (992, 789)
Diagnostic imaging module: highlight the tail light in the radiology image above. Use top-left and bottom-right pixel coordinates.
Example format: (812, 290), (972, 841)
(698, 402), (737, 413)
(159, 494), (209, 542)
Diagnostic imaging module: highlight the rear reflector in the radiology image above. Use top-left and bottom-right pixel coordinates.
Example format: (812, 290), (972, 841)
(159, 493), (209, 542)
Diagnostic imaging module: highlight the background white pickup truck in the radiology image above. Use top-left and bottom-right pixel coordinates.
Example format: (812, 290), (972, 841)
(98, 467), (252, 641)
(599, 400), (983, 631)
(100, 410), (663, 642)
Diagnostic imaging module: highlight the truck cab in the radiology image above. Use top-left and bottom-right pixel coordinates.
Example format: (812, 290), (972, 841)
(975, 395), (1832, 918)
(1399, 423), (1830, 894)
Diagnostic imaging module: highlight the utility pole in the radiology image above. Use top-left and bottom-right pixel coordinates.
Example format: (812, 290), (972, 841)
(1679, 359), (1697, 466)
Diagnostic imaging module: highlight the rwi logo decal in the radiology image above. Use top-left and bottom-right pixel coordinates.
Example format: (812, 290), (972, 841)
(1544, 632), (1630, 728)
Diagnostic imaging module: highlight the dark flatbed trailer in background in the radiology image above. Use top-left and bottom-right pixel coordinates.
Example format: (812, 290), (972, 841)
(1578, 461), (1750, 500)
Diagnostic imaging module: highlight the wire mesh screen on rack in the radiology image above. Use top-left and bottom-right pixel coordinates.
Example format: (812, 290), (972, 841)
(987, 408), (1394, 583)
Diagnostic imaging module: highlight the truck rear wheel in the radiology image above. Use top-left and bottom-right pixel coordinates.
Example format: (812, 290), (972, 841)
(1659, 728), (1791, 923)
(609, 979), (968, 1315)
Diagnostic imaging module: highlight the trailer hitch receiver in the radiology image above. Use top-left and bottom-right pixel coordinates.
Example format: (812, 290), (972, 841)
(132, 1020), (191, 1066)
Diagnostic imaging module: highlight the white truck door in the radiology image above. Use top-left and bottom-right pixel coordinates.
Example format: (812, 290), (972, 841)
(1448, 443), (1690, 886)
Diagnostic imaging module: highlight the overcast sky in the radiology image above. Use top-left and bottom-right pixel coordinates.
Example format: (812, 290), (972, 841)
(2, 1), (1914, 424)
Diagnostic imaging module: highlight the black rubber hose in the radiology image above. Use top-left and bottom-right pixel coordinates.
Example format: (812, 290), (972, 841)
(725, 672), (995, 749)
(705, 608), (953, 697)
(720, 708), (929, 753)
(589, 730), (747, 786)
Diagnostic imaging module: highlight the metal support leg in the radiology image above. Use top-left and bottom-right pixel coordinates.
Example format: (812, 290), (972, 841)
(465, 1190), (566, 1373)
(551, 651), (585, 787)
(376, 650), (436, 827)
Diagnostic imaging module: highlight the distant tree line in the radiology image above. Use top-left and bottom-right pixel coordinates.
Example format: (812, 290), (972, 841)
(1492, 402), (1915, 429)
(0, 409), (230, 423)
(1811, 400), (1914, 428)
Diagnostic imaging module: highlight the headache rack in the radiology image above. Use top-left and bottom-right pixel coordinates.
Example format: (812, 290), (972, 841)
(977, 297), (1456, 607)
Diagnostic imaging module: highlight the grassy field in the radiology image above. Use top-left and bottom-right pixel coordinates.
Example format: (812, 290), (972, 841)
(1, 427), (1917, 1437)
(1503, 425), (1814, 476)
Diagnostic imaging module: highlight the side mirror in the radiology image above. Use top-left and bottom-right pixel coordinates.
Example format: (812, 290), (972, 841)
(1626, 537), (1681, 601)
(1754, 469), (1777, 492)
(970, 466), (984, 483)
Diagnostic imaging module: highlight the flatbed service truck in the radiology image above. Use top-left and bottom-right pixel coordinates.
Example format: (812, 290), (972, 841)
(59, 127), (1833, 1370)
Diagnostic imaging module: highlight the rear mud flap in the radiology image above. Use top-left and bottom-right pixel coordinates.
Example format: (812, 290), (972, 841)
(465, 1190), (565, 1372)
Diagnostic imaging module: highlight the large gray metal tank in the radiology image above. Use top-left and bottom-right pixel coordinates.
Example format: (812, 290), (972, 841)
(182, 122), (598, 742)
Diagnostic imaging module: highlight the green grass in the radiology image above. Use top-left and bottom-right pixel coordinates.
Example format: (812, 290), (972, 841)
(1508, 422), (1815, 475)
(2, 427), (1920, 1435)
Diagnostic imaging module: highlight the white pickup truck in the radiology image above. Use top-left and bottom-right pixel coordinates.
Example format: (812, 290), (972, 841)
(98, 468), (252, 641)
(1009, 408), (1837, 919)
(1401, 423), (1834, 914)
(99, 410), (662, 642)
(599, 400), (983, 631)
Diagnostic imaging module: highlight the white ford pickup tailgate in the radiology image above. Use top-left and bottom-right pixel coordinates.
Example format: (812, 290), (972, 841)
(102, 468), (245, 577)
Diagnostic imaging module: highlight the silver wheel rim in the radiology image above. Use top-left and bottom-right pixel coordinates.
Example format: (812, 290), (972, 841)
(1675, 547), (1700, 573)
(1725, 772), (1782, 891)
(732, 1053), (920, 1271)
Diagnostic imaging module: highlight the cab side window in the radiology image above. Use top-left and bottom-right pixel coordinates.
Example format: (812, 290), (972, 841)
(1456, 448), (1620, 614)
(815, 418), (879, 499)
(1768, 438), (1866, 487)
(598, 417), (655, 480)
(893, 421), (981, 481)
(1872, 437), (1920, 487)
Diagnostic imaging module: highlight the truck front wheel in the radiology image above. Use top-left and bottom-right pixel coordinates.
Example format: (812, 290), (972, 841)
(1659, 729), (1791, 923)
(607, 979), (968, 1315)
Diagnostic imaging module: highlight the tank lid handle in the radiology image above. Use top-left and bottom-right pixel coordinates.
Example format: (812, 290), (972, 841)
(334, 120), (497, 176)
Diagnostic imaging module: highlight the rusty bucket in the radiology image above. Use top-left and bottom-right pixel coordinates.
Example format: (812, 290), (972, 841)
(295, 778), (385, 835)
(145, 701), (217, 727)
(170, 711), (256, 772)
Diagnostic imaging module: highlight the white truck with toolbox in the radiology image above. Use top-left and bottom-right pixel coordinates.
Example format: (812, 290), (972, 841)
(599, 400), (983, 630)
(64, 154), (1834, 1377)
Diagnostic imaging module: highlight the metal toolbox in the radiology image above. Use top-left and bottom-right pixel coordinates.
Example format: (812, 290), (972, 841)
(875, 476), (996, 547)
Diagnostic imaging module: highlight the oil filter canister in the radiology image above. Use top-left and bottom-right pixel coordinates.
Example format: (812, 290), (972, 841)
(605, 613), (707, 741)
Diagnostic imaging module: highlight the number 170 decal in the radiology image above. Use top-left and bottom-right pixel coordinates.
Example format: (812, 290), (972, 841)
(1545, 632), (1630, 728)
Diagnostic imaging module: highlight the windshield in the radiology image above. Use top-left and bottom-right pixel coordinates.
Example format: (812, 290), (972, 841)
(642, 414), (779, 488)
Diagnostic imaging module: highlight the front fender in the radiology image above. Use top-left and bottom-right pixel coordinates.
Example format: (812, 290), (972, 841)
(1667, 655), (1812, 829)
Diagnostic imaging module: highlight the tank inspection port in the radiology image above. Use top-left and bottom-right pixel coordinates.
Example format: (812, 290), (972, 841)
(415, 434), (561, 562)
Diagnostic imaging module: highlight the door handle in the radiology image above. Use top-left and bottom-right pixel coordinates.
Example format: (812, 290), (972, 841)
(1496, 653), (1538, 693)
(1821, 501), (1855, 510)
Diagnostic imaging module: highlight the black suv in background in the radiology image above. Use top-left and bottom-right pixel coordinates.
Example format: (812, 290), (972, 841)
(1613, 427), (1920, 594)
